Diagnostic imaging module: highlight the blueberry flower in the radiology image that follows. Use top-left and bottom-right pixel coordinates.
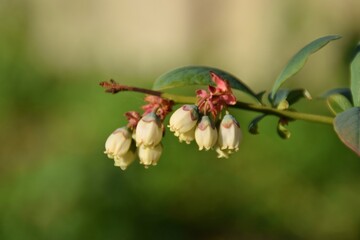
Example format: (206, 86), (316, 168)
(195, 115), (218, 150)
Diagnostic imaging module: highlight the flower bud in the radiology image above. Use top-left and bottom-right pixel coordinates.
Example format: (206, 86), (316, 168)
(104, 127), (132, 159)
(135, 112), (162, 147)
(195, 116), (218, 150)
(138, 144), (163, 168)
(169, 105), (199, 136)
(218, 114), (242, 151)
(114, 148), (136, 170)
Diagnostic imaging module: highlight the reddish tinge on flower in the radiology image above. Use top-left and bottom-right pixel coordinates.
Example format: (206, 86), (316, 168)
(125, 111), (141, 130)
(209, 72), (233, 94)
(142, 95), (173, 120)
(196, 72), (236, 118)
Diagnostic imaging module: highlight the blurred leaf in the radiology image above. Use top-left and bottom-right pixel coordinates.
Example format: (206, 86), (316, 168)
(248, 114), (267, 134)
(270, 35), (341, 100)
(286, 89), (312, 105)
(326, 94), (353, 115)
(271, 90), (289, 107)
(334, 107), (360, 156)
(321, 88), (352, 103)
(272, 89), (311, 108)
(153, 66), (261, 102)
(277, 119), (291, 139)
(351, 43), (360, 106)
(256, 90), (267, 103)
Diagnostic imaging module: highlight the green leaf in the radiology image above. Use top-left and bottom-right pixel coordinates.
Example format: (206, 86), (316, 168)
(286, 89), (312, 105)
(271, 90), (290, 107)
(322, 88), (352, 103)
(153, 66), (261, 102)
(270, 35), (341, 100)
(326, 94), (353, 115)
(272, 88), (312, 108)
(248, 114), (267, 134)
(334, 107), (360, 156)
(351, 43), (360, 106)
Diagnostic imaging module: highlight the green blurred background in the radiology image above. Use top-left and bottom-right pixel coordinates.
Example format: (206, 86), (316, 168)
(1, 0), (360, 239)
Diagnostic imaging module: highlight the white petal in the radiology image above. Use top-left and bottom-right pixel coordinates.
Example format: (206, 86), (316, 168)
(138, 144), (163, 167)
(135, 113), (162, 147)
(105, 127), (132, 158)
(169, 105), (198, 133)
(218, 114), (242, 151)
(114, 149), (136, 170)
(195, 116), (218, 151)
(178, 127), (195, 144)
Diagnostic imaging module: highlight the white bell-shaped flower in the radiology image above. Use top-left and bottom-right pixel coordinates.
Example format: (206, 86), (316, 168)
(178, 128), (195, 144)
(195, 115), (218, 150)
(138, 144), (163, 168)
(114, 148), (136, 170)
(135, 112), (162, 147)
(218, 113), (242, 151)
(169, 105), (199, 136)
(104, 127), (132, 159)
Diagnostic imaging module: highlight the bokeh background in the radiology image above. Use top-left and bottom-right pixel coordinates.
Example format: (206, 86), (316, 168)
(1, 0), (360, 239)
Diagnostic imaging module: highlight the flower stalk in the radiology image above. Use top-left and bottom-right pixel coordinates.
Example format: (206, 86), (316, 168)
(100, 81), (334, 125)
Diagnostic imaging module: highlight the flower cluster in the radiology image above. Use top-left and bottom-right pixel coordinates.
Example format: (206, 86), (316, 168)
(104, 95), (173, 170)
(169, 72), (242, 158)
(196, 72), (237, 118)
(103, 72), (242, 170)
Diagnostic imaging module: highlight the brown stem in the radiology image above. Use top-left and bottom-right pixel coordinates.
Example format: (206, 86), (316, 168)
(99, 80), (162, 96)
